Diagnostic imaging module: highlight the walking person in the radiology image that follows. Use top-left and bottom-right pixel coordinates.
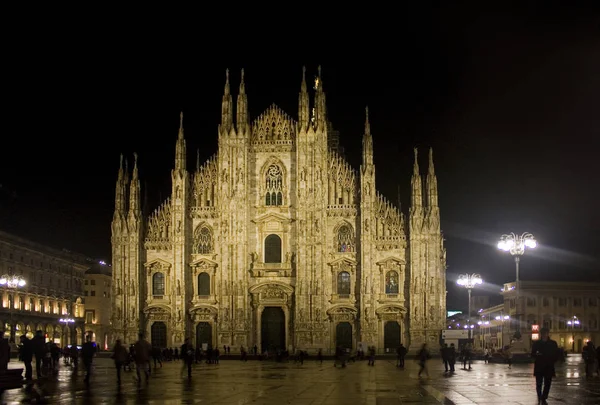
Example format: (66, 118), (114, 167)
(81, 335), (96, 384)
(31, 330), (46, 379)
(133, 333), (152, 386)
(396, 343), (407, 368)
(317, 348), (323, 365)
(111, 339), (129, 386)
(180, 338), (194, 379)
(19, 335), (33, 382)
(417, 343), (430, 378)
(441, 343), (449, 372)
(531, 327), (559, 405)
(448, 343), (456, 372)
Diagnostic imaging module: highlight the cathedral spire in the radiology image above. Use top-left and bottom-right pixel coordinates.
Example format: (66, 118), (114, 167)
(113, 154), (127, 215)
(236, 68), (248, 135)
(220, 68), (233, 135)
(298, 65), (310, 130)
(362, 106), (373, 167)
(196, 149), (200, 172)
(397, 184), (402, 212)
(174, 111), (187, 171)
(410, 147), (423, 209)
(313, 65), (327, 130)
(427, 147), (438, 208)
(129, 152), (141, 215)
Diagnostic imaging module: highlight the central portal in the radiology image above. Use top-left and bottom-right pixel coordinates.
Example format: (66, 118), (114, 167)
(261, 307), (285, 353)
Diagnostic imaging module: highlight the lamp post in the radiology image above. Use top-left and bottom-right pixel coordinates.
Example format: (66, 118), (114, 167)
(457, 274), (483, 340)
(494, 314), (510, 348)
(498, 232), (536, 336)
(567, 315), (580, 353)
(59, 317), (75, 347)
(0, 274), (26, 342)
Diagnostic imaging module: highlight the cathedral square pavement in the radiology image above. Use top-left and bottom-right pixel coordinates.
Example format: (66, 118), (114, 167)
(2, 355), (599, 404)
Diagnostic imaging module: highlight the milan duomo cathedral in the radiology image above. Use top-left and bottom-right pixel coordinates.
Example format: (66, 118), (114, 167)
(111, 66), (446, 354)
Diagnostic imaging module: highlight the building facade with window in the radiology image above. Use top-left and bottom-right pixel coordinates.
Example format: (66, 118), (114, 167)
(111, 68), (447, 353)
(0, 230), (86, 346)
(491, 281), (600, 352)
(83, 263), (112, 350)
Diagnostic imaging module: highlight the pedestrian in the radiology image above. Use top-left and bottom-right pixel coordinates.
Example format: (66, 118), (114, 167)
(81, 335), (96, 384)
(133, 333), (152, 385)
(531, 327), (559, 405)
(448, 343), (456, 372)
(19, 335), (33, 382)
(317, 348), (323, 365)
(504, 346), (513, 368)
(31, 330), (46, 379)
(111, 339), (129, 385)
(417, 343), (430, 377)
(397, 344), (407, 368)
(441, 343), (449, 372)
(583, 341), (596, 378)
(180, 338), (194, 379)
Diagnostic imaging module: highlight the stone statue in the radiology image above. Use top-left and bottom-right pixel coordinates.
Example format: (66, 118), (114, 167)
(298, 309), (305, 322)
(177, 310), (182, 321)
(315, 308), (321, 321)
(130, 281), (135, 295)
(285, 252), (291, 263)
(177, 280), (181, 296)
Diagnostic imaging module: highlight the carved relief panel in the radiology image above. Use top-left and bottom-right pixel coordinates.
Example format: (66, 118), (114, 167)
(376, 257), (406, 304)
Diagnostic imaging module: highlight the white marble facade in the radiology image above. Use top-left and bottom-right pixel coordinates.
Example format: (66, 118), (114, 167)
(110, 67), (446, 353)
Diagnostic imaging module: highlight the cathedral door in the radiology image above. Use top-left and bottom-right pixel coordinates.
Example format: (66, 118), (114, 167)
(196, 322), (212, 350)
(336, 322), (352, 350)
(151, 322), (167, 348)
(261, 307), (285, 353)
(384, 321), (401, 352)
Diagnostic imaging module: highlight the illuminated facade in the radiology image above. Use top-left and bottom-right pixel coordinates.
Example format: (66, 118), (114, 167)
(498, 281), (600, 352)
(0, 230), (86, 345)
(111, 67), (447, 353)
(83, 263), (112, 350)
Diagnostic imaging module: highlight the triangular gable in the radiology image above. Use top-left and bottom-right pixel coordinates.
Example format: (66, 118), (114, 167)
(328, 256), (358, 267)
(252, 212), (293, 224)
(144, 258), (172, 268)
(190, 257), (219, 267)
(376, 256), (405, 266)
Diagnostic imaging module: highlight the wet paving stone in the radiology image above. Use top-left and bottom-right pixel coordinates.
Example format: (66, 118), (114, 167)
(0, 355), (599, 404)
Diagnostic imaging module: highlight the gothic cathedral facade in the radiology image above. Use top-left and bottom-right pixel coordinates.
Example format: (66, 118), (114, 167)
(110, 67), (446, 353)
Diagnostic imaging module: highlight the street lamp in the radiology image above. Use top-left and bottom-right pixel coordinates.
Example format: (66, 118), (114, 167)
(498, 232), (536, 336)
(567, 316), (580, 353)
(494, 314), (510, 348)
(0, 274), (26, 342)
(60, 318), (75, 347)
(457, 274), (483, 339)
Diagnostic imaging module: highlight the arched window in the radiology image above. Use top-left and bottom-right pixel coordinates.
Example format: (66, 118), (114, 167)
(337, 271), (351, 295)
(195, 226), (213, 254)
(198, 273), (210, 296)
(264, 234), (282, 263)
(265, 165), (283, 206)
(152, 272), (165, 296)
(385, 271), (399, 294)
(336, 224), (354, 252)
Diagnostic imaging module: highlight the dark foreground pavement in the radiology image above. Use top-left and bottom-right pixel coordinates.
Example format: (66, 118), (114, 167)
(1, 355), (599, 404)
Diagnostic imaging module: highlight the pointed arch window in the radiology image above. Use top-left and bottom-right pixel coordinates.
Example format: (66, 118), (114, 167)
(336, 224), (355, 252)
(265, 164), (283, 206)
(198, 273), (210, 296)
(195, 226), (213, 254)
(152, 272), (165, 296)
(264, 234), (282, 263)
(337, 271), (351, 295)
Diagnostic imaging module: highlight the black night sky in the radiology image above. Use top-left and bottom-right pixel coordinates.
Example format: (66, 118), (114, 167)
(1, 5), (599, 310)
